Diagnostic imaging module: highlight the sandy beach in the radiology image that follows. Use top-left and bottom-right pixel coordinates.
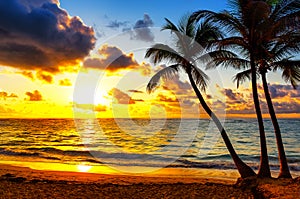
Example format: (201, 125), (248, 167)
(0, 163), (299, 199)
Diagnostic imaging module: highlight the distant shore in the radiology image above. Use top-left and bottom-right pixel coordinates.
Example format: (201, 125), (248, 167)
(0, 163), (299, 199)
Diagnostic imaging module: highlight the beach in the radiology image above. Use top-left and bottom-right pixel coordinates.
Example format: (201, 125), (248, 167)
(0, 163), (299, 199)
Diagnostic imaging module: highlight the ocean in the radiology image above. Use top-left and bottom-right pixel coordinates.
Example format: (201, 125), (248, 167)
(0, 118), (299, 176)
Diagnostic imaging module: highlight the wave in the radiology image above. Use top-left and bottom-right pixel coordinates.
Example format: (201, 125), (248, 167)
(0, 147), (299, 172)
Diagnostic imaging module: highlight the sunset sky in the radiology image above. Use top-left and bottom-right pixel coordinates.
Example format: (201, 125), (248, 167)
(0, 0), (299, 119)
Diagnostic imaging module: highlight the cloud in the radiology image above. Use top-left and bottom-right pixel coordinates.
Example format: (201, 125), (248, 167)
(94, 104), (107, 112)
(59, 78), (72, 86)
(36, 71), (53, 84)
(217, 83), (300, 115)
(224, 89), (238, 101)
(106, 20), (129, 29)
(156, 94), (178, 103)
(131, 14), (154, 42)
(272, 101), (300, 113)
(0, 0), (95, 73)
(21, 71), (35, 80)
(266, 84), (300, 98)
(0, 91), (18, 100)
(128, 90), (144, 94)
(84, 45), (137, 71)
(83, 45), (151, 75)
(74, 103), (107, 112)
(109, 88), (136, 105)
(25, 90), (42, 101)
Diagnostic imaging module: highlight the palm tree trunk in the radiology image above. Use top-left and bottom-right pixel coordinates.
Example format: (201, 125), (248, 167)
(187, 69), (256, 178)
(250, 59), (271, 178)
(261, 72), (292, 178)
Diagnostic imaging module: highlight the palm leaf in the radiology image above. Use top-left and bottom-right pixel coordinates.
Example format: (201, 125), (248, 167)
(233, 69), (252, 88)
(146, 64), (181, 93)
(190, 65), (209, 92)
(145, 44), (185, 65)
(207, 57), (250, 70)
(272, 60), (300, 88)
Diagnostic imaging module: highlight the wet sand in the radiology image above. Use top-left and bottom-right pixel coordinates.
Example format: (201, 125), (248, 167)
(0, 163), (298, 199)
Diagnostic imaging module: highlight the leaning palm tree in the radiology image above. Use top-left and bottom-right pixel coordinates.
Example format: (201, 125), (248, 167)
(145, 14), (256, 178)
(197, 0), (300, 178)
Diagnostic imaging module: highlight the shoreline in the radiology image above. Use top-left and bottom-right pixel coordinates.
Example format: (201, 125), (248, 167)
(0, 163), (299, 198)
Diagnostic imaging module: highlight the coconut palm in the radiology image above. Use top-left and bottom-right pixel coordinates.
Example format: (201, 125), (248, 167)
(234, 58), (300, 179)
(192, 0), (300, 178)
(145, 14), (256, 178)
(258, 2), (300, 178)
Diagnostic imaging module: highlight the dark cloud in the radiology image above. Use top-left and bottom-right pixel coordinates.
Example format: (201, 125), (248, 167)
(84, 45), (138, 71)
(0, 91), (18, 100)
(268, 84), (289, 98)
(59, 78), (72, 86)
(106, 20), (129, 29)
(128, 90), (144, 94)
(83, 45), (151, 75)
(131, 14), (154, 42)
(36, 71), (53, 84)
(109, 88), (136, 105)
(224, 89), (238, 101)
(21, 71), (35, 80)
(0, 0), (95, 72)
(25, 90), (42, 101)
(206, 94), (212, 99)
(273, 101), (300, 114)
(266, 84), (300, 98)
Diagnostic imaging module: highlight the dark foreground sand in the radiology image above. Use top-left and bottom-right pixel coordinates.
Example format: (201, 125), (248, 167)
(0, 164), (298, 199)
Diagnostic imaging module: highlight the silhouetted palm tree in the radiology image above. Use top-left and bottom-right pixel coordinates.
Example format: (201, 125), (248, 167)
(145, 14), (256, 178)
(192, 0), (300, 178)
(234, 39), (300, 179)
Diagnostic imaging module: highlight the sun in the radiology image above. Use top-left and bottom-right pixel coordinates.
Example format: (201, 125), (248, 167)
(94, 90), (109, 106)
(77, 165), (92, 172)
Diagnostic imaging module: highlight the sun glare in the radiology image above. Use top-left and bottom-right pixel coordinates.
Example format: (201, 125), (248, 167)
(77, 165), (92, 172)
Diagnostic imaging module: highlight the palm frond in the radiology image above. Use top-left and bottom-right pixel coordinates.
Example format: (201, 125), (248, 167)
(194, 20), (223, 48)
(272, 60), (300, 88)
(145, 44), (185, 65)
(190, 65), (209, 92)
(195, 50), (237, 66)
(233, 69), (252, 88)
(146, 64), (181, 93)
(207, 57), (250, 70)
(162, 18), (179, 32)
(271, 0), (300, 21)
(191, 10), (248, 38)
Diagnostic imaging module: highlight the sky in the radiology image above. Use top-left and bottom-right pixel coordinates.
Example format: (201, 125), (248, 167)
(0, 0), (299, 119)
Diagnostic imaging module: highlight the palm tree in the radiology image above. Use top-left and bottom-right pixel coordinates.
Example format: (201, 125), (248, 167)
(145, 14), (256, 178)
(258, 1), (300, 178)
(193, 0), (300, 178)
(191, 0), (273, 178)
(234, 56), (299, 179)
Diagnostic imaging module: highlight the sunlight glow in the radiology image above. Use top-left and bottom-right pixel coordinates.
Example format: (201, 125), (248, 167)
(77, 165), (92, 172)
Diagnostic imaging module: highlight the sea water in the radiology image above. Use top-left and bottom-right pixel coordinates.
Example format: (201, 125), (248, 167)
(0, 118), (299, 176)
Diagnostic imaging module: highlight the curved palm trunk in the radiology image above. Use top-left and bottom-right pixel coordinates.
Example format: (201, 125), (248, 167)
(261, 72), (292, 178)
(250, 59), (271, 178)
(187, 69), (256, 178)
